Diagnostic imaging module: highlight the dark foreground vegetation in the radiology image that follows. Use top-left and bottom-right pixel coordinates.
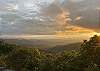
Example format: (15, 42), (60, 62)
(0, 35), (100, 71)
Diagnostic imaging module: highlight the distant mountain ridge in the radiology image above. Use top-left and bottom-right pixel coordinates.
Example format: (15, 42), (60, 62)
(42, 42), (81, 53)
(3, 39), (82, 53)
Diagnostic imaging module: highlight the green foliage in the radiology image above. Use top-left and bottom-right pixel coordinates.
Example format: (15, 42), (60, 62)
(5, 48), (42, 71)
(0, 39), (15, 56)
(0, 35), (100, 71)
(81, 35), (100, 66)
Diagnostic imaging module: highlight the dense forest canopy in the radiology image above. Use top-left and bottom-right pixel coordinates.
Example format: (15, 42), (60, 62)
(0, 35), (100, 71)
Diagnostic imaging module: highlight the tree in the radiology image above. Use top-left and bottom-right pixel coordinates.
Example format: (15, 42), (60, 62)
(0, 39), (15, 56)
(6, 48), (42, 71)
(80, 35), (100, 69)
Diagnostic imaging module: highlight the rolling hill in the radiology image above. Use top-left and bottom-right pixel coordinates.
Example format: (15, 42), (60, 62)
(45, 42), (81, 53)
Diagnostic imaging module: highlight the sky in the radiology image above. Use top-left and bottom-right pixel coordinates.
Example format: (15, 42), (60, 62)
(0, 0), (100, 38)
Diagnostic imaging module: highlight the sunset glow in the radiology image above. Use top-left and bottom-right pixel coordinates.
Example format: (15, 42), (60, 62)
(92, 32), (100, 36)
(0, 0), (100, 41)
(1, 1), (100, 71)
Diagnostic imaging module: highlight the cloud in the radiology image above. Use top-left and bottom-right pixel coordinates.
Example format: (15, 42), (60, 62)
(70, 0), (84, 2)
(0, 0), (100, 35)
(63, 0), (100, 32)
(6, 4), (19, 11)
(55, 25), (95, 36)
(75, 16), (83, 21)
(56, 8), (71, 26)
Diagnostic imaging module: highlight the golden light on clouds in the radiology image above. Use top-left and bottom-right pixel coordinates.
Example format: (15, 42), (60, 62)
(55, 25), (97, 38)
(56, 9), (71, 26)
(92, 32), (100, 36)
(75, 16), (83, 21)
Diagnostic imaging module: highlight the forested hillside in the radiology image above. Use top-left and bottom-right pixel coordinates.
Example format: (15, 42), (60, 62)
(0, 35), (100, 71)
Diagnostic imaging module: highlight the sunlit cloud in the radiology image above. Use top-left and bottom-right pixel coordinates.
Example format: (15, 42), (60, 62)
(75, 16), (83, 21)
(0, 0), (100, 36)
(70, 0), (84, 2)
(10, 21), (15, 25)
(56, 9), (71, 26)
(96, 7), (100, 10)
(7, 4), (19, 11)
(55, 25), (95, 38)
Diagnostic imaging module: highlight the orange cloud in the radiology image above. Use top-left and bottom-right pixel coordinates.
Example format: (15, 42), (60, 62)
(55, 25), (95, 36)
(75, 16), (83, 21)
(56, 8), (71, 26)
